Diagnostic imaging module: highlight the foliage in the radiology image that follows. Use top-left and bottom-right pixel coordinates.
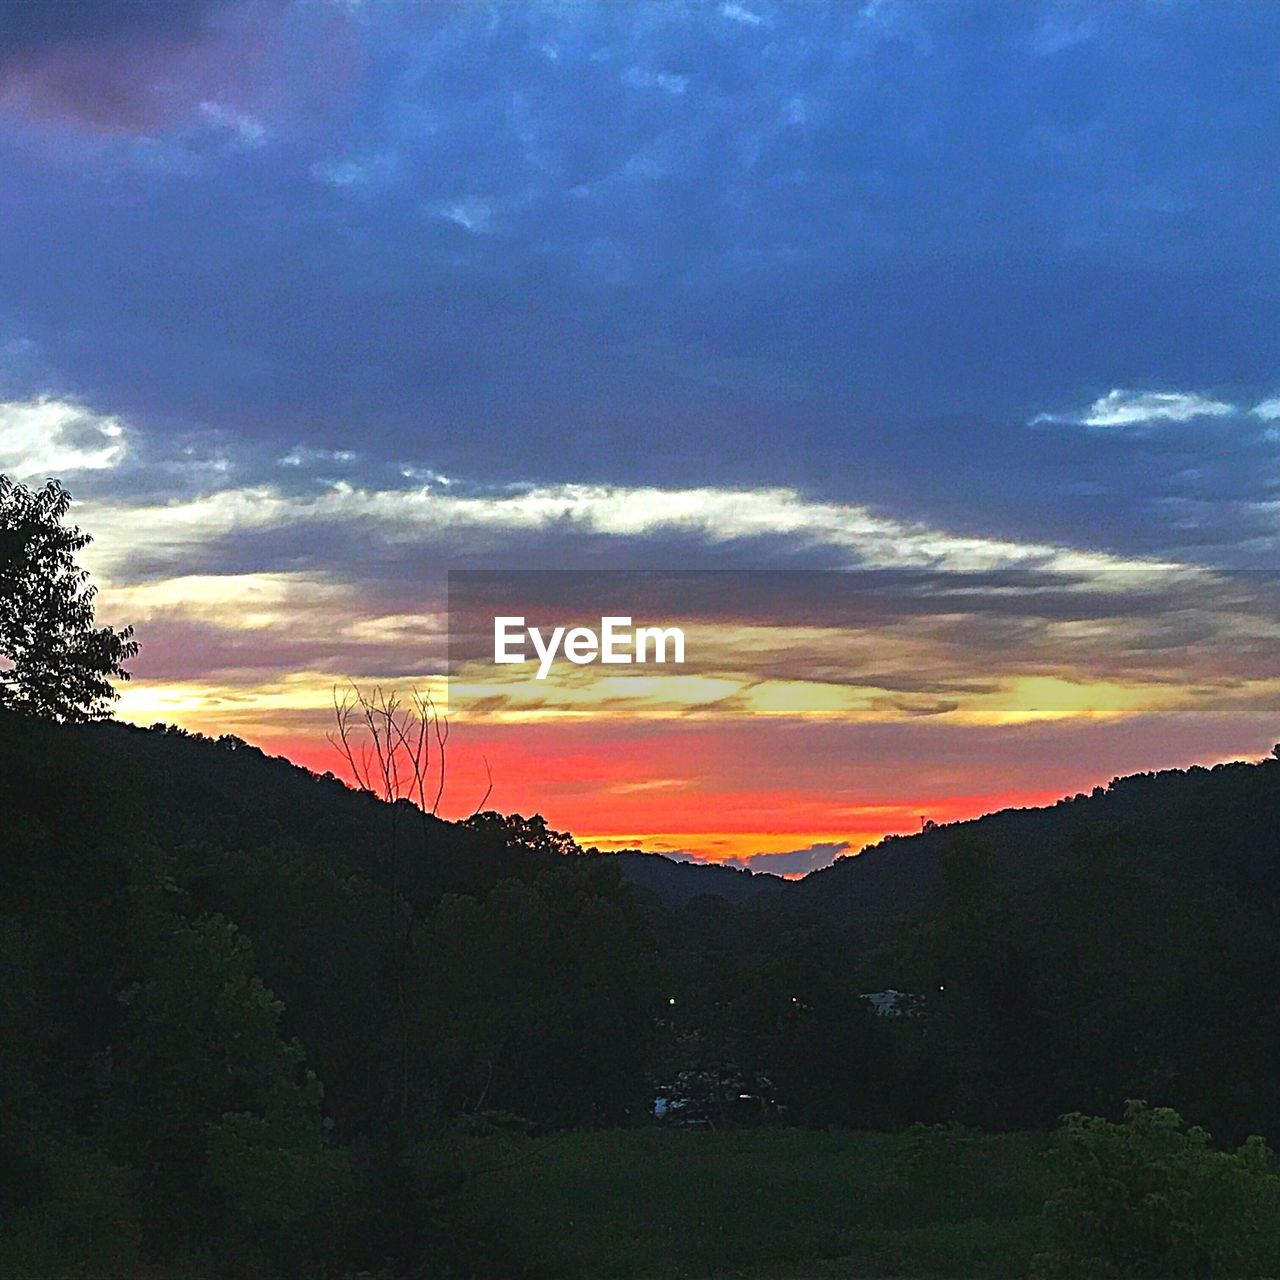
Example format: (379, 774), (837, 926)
(419, 867), (657, 1128)
(101, 914), (343, 1255)
(0, 1139), (139, 1276)
(1035, 1101), (1280, 1278)
(0, 476), (137, 720)
(463, 809), (585, 858)
(0, 710), (661, 1276)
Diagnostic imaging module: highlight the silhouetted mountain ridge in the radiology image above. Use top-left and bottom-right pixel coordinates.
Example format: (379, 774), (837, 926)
(600, 747), (1280, 937)
(606, 849), (790, 907)
(13, 712), (1280, 933)
(791, 749), (1280, 934)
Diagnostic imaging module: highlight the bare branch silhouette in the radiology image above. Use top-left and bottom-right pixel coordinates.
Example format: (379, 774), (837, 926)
(469, 755), (493, 818)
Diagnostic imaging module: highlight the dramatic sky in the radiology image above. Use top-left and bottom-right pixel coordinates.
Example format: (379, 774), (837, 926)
(3, 0), (1280, 870)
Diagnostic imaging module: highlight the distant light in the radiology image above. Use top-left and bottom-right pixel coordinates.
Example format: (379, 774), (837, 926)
(668, 996), (677, 1005)
(939, 985), (945, 991)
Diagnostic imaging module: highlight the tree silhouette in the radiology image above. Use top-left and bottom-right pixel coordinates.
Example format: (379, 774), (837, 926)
(0, 475), (137, 720)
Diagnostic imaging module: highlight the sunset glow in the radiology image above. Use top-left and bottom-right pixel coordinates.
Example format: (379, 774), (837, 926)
(6, 1), (1280, 873)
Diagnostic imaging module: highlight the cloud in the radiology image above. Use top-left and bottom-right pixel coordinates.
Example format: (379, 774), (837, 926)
(1031, 11), (1101, 57)
(0, 397), (128, 480)
(310, 153), (398, 191)
(1251, 397), (1280, 421)
(1032, 389), (1237, 430)
(621, 67), (689, 95)
(1084, 391), (1236, 427)
(726, 840), (851, 874)
(4, 2), (1280, 576)
(719, 3), (767, 28)
(76, 472), (1144, 587)
(198, 100), (267, 147)
(427, 197), (498, 234)
(278, 445), (359, 469)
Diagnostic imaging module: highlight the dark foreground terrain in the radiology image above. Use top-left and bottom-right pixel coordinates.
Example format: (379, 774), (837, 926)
(429, 1126), (1055, 1279)
(7, 710), (1280, 1277)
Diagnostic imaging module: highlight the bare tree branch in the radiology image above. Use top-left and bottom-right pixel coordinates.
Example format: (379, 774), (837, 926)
(468, 755), (494, 819)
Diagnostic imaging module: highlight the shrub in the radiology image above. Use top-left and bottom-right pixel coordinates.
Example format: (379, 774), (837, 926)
(1035, 1100), (1280, 1277)
(0, 1140), (139, 1275)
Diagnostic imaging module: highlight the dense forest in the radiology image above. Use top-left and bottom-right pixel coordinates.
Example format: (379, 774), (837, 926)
(5, 704), (1280, 1275)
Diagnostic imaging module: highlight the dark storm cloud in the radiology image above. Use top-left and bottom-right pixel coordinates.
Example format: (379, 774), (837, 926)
(0, 0), (283, 129)
(0, 0), (237, 61)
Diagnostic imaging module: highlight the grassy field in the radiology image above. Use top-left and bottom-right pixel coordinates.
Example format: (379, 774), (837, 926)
(0, 1126), (1056, 1278)
(427, 1125), (1057, 1279)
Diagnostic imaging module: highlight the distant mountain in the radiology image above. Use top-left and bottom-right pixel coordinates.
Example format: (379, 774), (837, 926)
(789, 749), (1280, 937)
(17, 708), (1280, 941)
(606, 849), (790, 907)
(596, 747), (1280, 942)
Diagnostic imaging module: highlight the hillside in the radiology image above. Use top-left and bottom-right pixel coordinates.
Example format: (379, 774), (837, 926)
(609, 848), (790, 907)
(790, 749), (1280, 936)
(0, 708), (665, 1277)
(608, 746), (1280, 940)
(0, 711), (539, 891)
(9, 707), (1280, 956)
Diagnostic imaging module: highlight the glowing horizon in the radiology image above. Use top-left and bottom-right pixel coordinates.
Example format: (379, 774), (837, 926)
(99, 563), (1280, 873)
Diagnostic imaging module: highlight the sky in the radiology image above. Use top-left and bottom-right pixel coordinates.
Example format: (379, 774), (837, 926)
(2, 0), (1280, 871)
